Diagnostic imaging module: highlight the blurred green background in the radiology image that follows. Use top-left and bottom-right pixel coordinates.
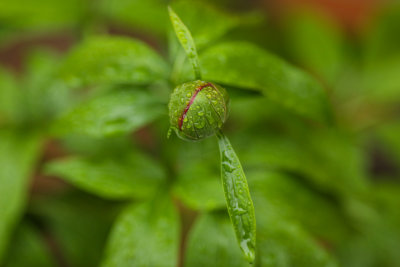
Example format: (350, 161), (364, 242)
(1, 0), (400, 266)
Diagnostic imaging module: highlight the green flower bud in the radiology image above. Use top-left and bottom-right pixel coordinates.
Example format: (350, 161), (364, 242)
(169, 80), (229, 141)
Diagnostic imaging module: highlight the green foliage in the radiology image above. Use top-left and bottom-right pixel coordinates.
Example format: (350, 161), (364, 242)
(0, 130), (42, 261)
(217, 132), (256, 262)
(184, 212), (250, 267)
(168, 7), (202, 79)
(281, 10), (345, 84)
(101, 197), (180, 267)
(59, 36), (169, 88)
(45, 151), (166, 200)
(1, 0), (400, 266)
(186, 41), (332, 123)
(4, 223), (56, 267)
(30, 192), (121, 267)
(52, 89), (165, 138)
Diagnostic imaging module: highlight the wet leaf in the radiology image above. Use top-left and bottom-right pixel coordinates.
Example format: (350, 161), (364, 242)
(59, 36), (169, 88)
(101, 196), (179, 267)
(51, 89), (165, 138)
(45, 152), (166, 200)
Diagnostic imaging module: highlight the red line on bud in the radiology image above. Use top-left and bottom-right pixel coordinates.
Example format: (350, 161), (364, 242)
(179, 82), (212, 130)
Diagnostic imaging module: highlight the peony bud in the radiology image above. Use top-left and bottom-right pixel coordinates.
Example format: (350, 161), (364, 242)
(168, 80), (229, 141)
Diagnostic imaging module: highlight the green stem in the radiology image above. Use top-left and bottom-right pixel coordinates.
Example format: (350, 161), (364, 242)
(216, 131), (256, 263)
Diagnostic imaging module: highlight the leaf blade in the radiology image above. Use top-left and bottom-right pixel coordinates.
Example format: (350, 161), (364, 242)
(195, 41), (332, 123)
(59, 36), (169, 88)
(45, 152), (166, 200)
(0, 130), (42, 262)
(51, 89), (165, 138)
(101, 196), (179, 267)
(217, 132), (256, 263)
(168, 6), (201, 79)
(184, 212), (250, 267)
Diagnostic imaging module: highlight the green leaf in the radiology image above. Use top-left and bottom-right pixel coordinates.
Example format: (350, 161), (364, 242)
(256, 217), (338, 267)
(173, 160), (225, 211)
(59, 36), (169, 88)
(170, 137), (225, 211)
(98, 0), (168, 36)
(0, 68), (23, 125)
(282, 9), (345, 84)
(101, 196), (180, 267)
(184, 212), (250, 267)
(45, 151), (166, 200)
(51, 89), (165, 138)
(252, 180), (338, 267)
(190, 41), (331, 123)
(171, 0), (241, 49)
(363, 5), (400, 65)
(375, 121), (400, 166)
(240, 129), (368, 197)
(21, 49), (73, 125)
(168, 6), (202, 79)
(0, 130), (42, 262)
(217, 131), (256, 263)
(0, 0), (87, 32)
(363, 56), (400, 104)
(30, 192), (120, 267)
(248, 171), (351, 245)
(3, 222), (55, 267)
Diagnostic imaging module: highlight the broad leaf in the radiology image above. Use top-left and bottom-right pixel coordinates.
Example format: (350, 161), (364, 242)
(173, 163), (225, 211)
(45, 152), (166, 200)
(256, 217), (338, 267)
(0, 68), (22, 125)
(3, 223), (55, 267)
(99, 0), (168, 36)
(20, 50), (73, 125)
(375, 121), (400, 167)
(240, 129), (368, 197)
(184, 212), (250, 267)
(59, 36), (169, 88)
(282, 10), (345, 84)
(363, 56), (400, 104)
(0, 0), (87, 32)
(252, 178), (338, 267)
(248, 171), (351, 245)
(101, 196), (179, 267)
(30, 192), (120, 267)
(0, 130), (42, 262)
(363, 5), (400, 65)
(51, 89), (165, 138)
(185, 41), (331, 123)
(171, 136), (225, 211)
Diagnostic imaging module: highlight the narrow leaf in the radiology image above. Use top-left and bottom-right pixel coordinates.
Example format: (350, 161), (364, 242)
(216, 131), (256, 263)
(168, 6), (202, 79)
